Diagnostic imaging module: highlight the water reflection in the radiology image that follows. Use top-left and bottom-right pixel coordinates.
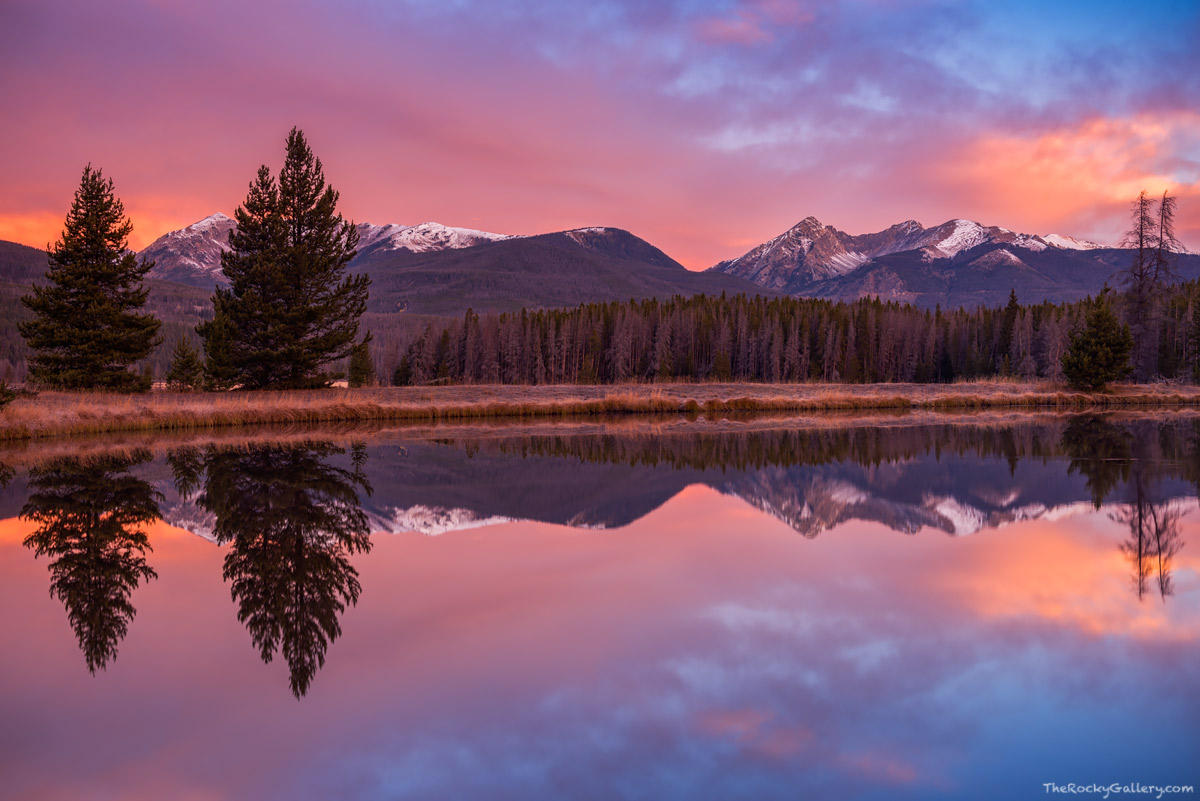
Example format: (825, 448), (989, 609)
(1, 419), (1197, 799)
(6, 418), (1197, 687)
(1061, 416), (1191, 601)
(170, 442), (373, 697)
(1062, 415), (1134, 508)
(1115, 428), (1185, 602)
(19, 452), (161, 672)
(364, 418), (1195, 544)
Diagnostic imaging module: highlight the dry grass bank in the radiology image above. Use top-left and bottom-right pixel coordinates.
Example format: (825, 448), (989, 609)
(2, 381), (1199, 442)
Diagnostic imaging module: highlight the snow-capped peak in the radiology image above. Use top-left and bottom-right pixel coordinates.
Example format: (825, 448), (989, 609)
(565, 226), (614, 235)
(354, 222), (412, 252)
(1043, 233), (1106, 250)
(371, 504), (515, 536)
(355, 221), (512, 254)
(183, 212), (232, 232)
(923, 219), (989, 258)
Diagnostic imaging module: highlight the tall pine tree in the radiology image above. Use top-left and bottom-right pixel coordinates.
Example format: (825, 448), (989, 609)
(202, 128), (369, 389)
(1062, 288), (1133, 391)
(20, 166), (161, 391)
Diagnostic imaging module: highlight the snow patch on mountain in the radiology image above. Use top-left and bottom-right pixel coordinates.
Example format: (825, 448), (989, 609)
(828, 481), (870, 505)
(564, 227), (621, 246)
(356, 221), (511, 253)
(926, 494), (987, 535)
(828, 251), (870, 273)
(162, 503), (218, 542)
(1044, 233), (1105, 250)
(924, 219), (989, 258)
(1012, 234), (1048, 251)
(372, 504), (515, 536)
(355, 222), (413, 251)
(184, 212), (233, 233)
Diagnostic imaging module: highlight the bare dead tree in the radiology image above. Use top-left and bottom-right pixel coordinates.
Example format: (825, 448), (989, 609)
(1154, 189), (1180, 286)
(1122, 191), (1161, 381)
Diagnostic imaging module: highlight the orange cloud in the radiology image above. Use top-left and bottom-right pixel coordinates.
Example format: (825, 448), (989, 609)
(935, 110), (1200, 245)
(928, 513), (1200, 640)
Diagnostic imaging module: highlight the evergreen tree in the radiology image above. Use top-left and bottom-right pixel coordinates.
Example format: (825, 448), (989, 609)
(19, 166), (161, 391)
(348, 335), (376, 387)
(199, 308), (238, 391)
(206, 128), (369, 389)
(998, 288), (1019, 369)
(1062, 289), (1134, 391)
(165, 335), (204, 392)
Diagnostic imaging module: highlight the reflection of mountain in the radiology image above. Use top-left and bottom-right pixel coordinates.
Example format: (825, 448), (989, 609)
(149, 421), (1200, 540)
(160, 440), (702, 535)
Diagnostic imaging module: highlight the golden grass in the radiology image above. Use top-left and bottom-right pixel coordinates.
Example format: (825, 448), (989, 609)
(2, 382), (1200, 442)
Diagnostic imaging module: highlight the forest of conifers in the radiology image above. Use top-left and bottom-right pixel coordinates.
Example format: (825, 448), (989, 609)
(391, 283), (1200, 386)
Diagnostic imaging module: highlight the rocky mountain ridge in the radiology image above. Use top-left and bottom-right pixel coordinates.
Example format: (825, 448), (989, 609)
(709, 215), (1199, 307)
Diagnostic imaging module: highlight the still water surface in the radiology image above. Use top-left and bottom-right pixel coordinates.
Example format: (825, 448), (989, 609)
(0, 416), (1197, 800)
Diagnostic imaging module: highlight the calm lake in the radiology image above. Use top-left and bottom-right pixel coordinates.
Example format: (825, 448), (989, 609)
(0, 415), (1197, 800)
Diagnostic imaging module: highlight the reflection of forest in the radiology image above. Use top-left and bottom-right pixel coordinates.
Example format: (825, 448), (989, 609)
(481, 417), (1197, 600)
(169, 442), (372, 697)
(19, 452), (161, 673)
(473, 418), (1200, 476)
(481, 423), (1075, 471)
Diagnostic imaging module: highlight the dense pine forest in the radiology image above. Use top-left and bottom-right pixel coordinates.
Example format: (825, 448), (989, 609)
(389, 283), (1200, 386)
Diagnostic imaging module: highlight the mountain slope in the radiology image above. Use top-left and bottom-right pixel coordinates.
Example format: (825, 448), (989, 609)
(139, 216), (763, 314)
(141, 217), (514, 289)
(352, 227), (770, 315)
(140, 213), (236, 287)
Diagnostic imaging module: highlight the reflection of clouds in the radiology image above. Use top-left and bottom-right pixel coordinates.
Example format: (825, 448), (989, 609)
(3, 479), (1198, 799)
(936, 515), (1200, 640)
(702, 601), (825, 636)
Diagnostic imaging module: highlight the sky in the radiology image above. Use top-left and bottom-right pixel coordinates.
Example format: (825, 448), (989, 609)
(1, 0), (1198, 269)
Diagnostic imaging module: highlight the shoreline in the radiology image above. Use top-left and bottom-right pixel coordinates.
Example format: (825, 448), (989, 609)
(2, 381), (1199, 442)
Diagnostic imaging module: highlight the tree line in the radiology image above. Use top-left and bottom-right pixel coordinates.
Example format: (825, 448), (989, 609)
(385, 279), (1191, 390)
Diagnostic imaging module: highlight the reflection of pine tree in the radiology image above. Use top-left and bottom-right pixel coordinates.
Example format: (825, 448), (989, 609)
(166, 446), (204, 500)
(1061, 415), (1133, 508)
(20, 452), (161, 672)
(191, 443), (372, 697)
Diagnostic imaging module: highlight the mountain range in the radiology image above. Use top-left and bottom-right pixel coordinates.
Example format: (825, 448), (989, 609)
(136, 214), (764, 315)
(4, 211), (1197, 343)
(137, 212), (1199, 311)
(708, 216), (1199, 308)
